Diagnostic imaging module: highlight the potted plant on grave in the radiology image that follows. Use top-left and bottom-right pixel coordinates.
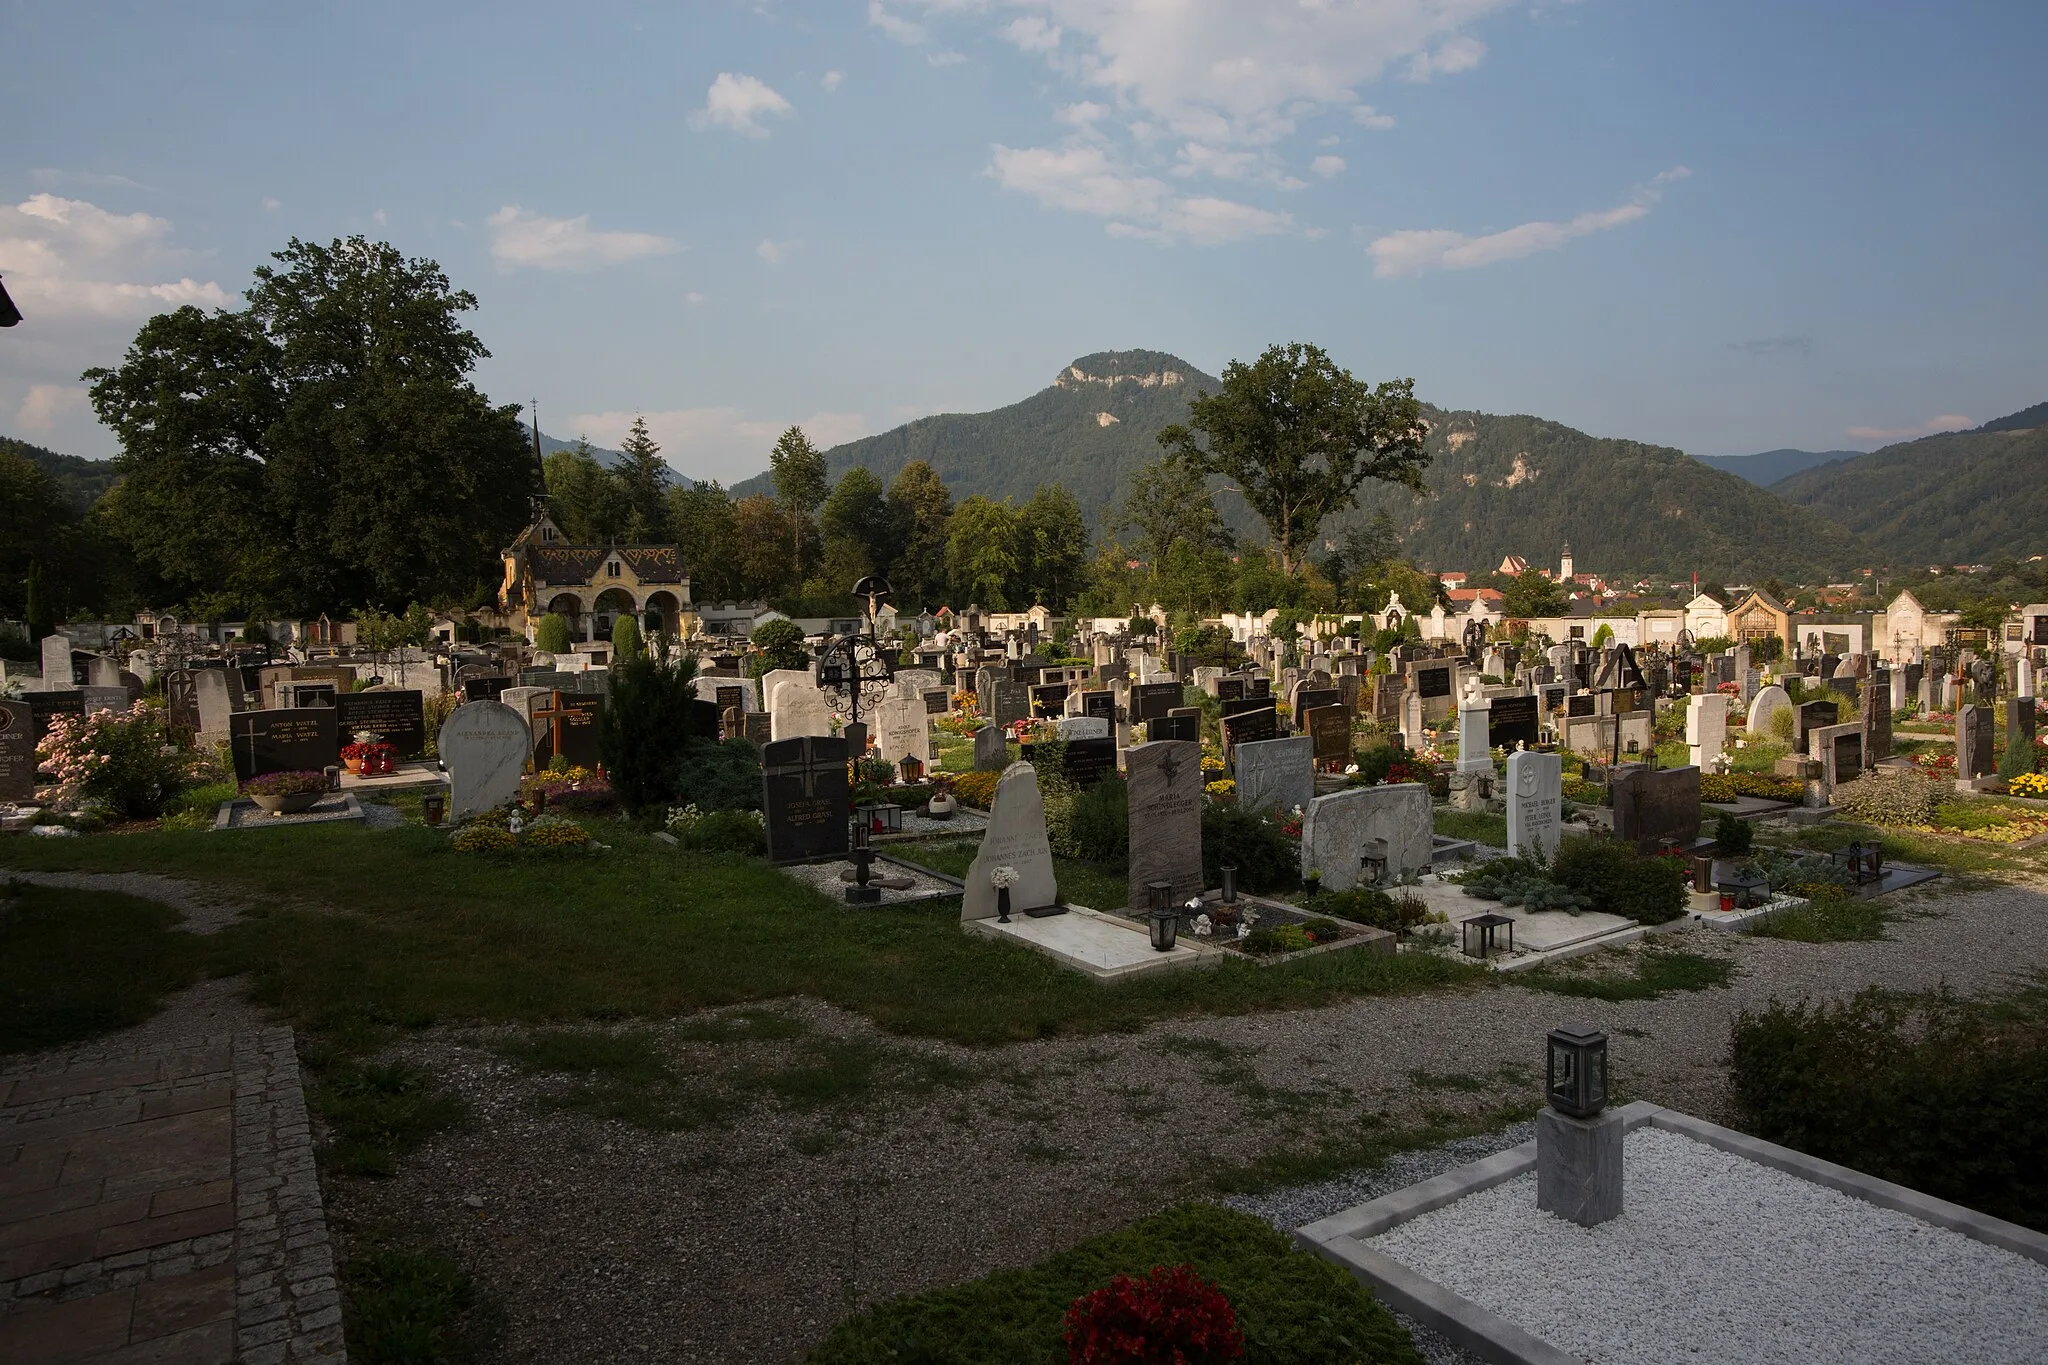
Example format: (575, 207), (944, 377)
(926, 772), (958, 820)
(240, 770), (328, 815)
(340, 730), (395, 776)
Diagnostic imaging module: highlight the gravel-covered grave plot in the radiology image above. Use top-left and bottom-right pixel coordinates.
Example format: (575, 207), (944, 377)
(1369, 1126), (2048, 1365)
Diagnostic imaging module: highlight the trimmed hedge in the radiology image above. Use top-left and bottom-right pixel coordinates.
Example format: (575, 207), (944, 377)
(805, 1202), (1422, 1364)
(1550, 837), (1687, 925)
(1732, 988), (2048, 1232)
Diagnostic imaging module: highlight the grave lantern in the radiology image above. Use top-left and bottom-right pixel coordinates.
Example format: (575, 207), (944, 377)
(1147, 881), (1178, 952)
(1219, 864), (1239, 904)
(1546, 1026), (1609, 1119)
(1460, 912), (1514, 960)
(1715, 867), (1769, 910)
(857, 801), (902, 835)
(1358, 838), (1389, 887)
(1841, 840), (1883, 886)
(898, 754), (923, 785)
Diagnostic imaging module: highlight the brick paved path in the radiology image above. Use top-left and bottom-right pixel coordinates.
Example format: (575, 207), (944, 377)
(0, 1029), (344, 1364)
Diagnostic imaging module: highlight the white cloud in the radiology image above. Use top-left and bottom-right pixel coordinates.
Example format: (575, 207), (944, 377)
(16, 383), (87, 432)
(1352, 105), (1396, 131)
(927, 49), (968, 66)
(1312, 154), (1346, 178)
(569, 407), (871, 484)
(821, 70), (846, 92)
(688, 72), (793, 137)
(988, 143), (1291, 244)
(486, 206), (679, 272)
(685, 291), (707, 306)
(262, 197), (281, 211)
(868, 2), (928, 46)
(1365, 167), (1690, 277)
(1055, 100), (1109, 128)
(1404, 35), (1486, 82)
(372, 209), (388, 227)
(0, 194), (232, 320)
(756, 238), (796, 264)
(1002, 16), (1062, 53)
(1847, 414), (1973, 442)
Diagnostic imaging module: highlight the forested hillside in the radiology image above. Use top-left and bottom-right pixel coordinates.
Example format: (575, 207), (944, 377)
(730, 350), (1221, 519)
(1769, 409), (2048, 565)
(1315, 410), (1872, 581)
(2, 437), (121, 513)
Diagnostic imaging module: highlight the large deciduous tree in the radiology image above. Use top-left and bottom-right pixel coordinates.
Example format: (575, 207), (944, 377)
(85, 236), (536, 613)
(946, 496), (1022, 609)
(1018, 484), (1088, 608)
(1157, 342), (1428, 575)
(1111, 454), (1232, 569)
(768, 425), (828, 585)
(886, 460), (953, 609)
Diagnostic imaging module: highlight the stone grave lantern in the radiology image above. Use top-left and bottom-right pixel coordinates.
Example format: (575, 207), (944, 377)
(1146, 881), (1179, 952)
(1538, 1026), (1623, 1227)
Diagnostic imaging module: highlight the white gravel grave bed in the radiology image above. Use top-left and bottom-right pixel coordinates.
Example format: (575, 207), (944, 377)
(1368, 1126), (2048, 1365)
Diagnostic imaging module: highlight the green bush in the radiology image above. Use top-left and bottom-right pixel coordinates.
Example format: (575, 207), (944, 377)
(1459, 855), (1593, 914)
(1748, 885), (1885, 941)
(610, 614), (643, 663)
(1066, 774), (1129, 867)
(747, 619), (809, 679)
(1201, 804), (1299, 893)
(1739, 847), (1851, 893)
(534, 612), (572, 655)
(1713, 812), (1755, 857)
(669, 738), (765, 813)
(1307, 886), (1435, 937)
(1550, 837), (1687, 924)
(159, 779), (237, 831)
(667, 806), (765, 856)
(1731, 987), (2048, 1231)
(597, 643), (714, 815)
(1833, 769), (1943, 827)
(806, 1202), (1422, 1365)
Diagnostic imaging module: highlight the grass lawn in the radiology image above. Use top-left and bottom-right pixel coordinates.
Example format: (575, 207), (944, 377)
(0, 818), (1482, 1058)
(1433, 808), (1507, 848)
(904, 838), (1132, 914)
(0, 883), (210, 1053)
(1513, 944), (1735, 1002)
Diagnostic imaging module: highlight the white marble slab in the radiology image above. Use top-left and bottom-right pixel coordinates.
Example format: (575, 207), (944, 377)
(965, 904), (1208, 980)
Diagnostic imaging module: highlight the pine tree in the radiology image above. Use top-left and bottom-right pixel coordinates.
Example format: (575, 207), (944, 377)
(769, 426), (828, 586)
(616, 417), (670, 542)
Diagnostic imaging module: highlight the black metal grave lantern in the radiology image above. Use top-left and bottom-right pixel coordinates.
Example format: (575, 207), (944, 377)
(846, 817), (881, 904)
(856, 801), (903, 835)
(1841, 840), (1883, 886)
(898, 754), (924, 784)
(1147, 881), (1178, 952)
(1358, 837), (1389, 888)
(1461, 912), (1514, 960)
(1715, 868), (1770, 910)
(1546, 1026), (1609, 1119)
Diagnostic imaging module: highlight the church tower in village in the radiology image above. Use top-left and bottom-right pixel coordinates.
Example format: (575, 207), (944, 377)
(1559, 543), (1575, 583)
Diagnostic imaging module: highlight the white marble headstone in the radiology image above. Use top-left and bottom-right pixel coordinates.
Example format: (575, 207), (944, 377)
(438, 701), (534, 819)
(1505, 749), (1562, 860)
(193, 669), (236, 739)
(962, 762), (1057, 921)
(1056, 715), (1110, 742)
(770, 680), (834, 741)
(874, 696), (929, 765)
(39, 635), (71, 690)
(1747, 684), (1792, 741)
(1687, 693), (1730, 770)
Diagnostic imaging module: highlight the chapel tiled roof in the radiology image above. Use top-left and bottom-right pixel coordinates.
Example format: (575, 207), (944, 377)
(524, 543), (684, 586)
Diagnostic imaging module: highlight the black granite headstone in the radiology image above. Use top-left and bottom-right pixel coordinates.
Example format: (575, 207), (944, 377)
(1220, 705), (1278, 749)
(1219, 696), (1268, 719)
(1217, 677), (1245, 702)
(230, 708), (340, 781)
(164, 669), (200, 735)
(1149, 714), (1200, 742)
(1029, 682), (1070, 718)
(762, 735), (851, 863)
(336, 691), (427, 758)
(1415, 665), (1453, 700)
(1566, 694), (1596, 719)
(1081, 690), (1116, 722)
(1294, 687), (1341, 716)
(1061, 737), (1118, 788)
(1132, 681), (1183, 723)
(1305, 705), (1352, 764)
(0, 700), (34, 802)
(1488, 695), (1541, 751)
(463, 675), (513, 703)
(1247, 677), (1271, 699)
(26, 691), (84, 745)
(743, 712), (774, 746)
(1610, 764), (1702, 853)
(531, 693), (604, 769)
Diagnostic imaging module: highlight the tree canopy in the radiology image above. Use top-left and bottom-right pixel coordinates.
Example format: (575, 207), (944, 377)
(1157, 342), (1429, 574)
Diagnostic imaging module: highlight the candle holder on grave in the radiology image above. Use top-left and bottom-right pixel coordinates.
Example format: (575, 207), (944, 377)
(845, 818), (881, 904)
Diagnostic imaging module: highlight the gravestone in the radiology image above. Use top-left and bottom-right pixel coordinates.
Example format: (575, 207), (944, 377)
(462, 675), (513, 703)
(86, 655), (120, 688)
(1863, 669), (1893, 762)
(743, 712), (773, 746)
(988, 677), (1032, 728)
(874, 696), (929, 767)
(1505, 749), (1563, 859)
(1195, 666), (1225, 697)
(1300, 784), (1432, 891)
(1061, 736), (1118, 788)
(1056, 715), (1110, 742)
(82, 686), (130, 715)
(1456, 680), (1493, 774)
(336, 690), (427, 758)
(1029, 682), (1069, 718)
(962, 761), (1057, 920)
(1810, 723), (1865, 787)
(1131, 681), (1183, 724)
(1566, 694), (1596, 719)
(288, 683), (338, 710)
(1609, 765), (1703, 852)
(1795, 698), (1838, 753)
(0, 700), (34, 802)
(1247, 677), (1272, 700)
(163, 669), (200, 737)
(1956, 705), (1994, 780)
(762, 735), (851, 863)
(695, 674), (759, 712)
(1220, 705), (1278, 752)
(193, 671), (235, 736)
(25, 691), (85, 744)
(1216, 676), (1245, 702)
(770, 680), (835, 742)
(1081, 690), (1116, 722)
(41, 635), (76, 688)
(1126, 740), (1205, 910)
(1235, 734), (1313, 816)
(1292, 686), (1341, 719)
(1748, 684), (1793, 741)
(438, 701), (533, 819)
(229, 708), (340, 781)
(531, 693), (604, 769)
(972, 724), (1009, 772)
(1487, 694), (1541, 751)
(1686, 693), (1729, 770)
(1220, 696), (1269, 719)
(922, 688), (951, 717)
(2008, 696), (2038, 759)
(1149, 713), (1200, 743)
(1411, 662), (1456, 724)
(1304, 704), (1352, 766)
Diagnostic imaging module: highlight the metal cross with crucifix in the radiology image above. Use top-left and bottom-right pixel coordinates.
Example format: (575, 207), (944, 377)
(529, 691), (569, 763)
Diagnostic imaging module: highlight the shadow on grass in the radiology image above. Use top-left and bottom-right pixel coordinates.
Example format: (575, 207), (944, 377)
(0, 882), (210, 1055)
(1514, 946), (1734, 1002)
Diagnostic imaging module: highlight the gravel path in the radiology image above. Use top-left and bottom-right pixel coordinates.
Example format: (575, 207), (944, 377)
(324, 876), (2048, 1364)
(1372, 1126), (2048, 1365)
(14, 867), (2048, 1363)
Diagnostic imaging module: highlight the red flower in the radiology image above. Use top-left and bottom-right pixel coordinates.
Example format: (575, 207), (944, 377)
(1064, 1264), (1245, 1365)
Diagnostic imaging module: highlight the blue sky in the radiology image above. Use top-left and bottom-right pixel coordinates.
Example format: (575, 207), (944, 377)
(5, 0), (2044, 482)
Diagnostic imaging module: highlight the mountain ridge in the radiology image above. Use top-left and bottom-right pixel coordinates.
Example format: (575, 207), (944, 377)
(1694, 447), (1860, 486)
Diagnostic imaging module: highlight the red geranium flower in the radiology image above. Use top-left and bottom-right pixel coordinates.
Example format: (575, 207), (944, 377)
(1064, 1264), (1245, 1365)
